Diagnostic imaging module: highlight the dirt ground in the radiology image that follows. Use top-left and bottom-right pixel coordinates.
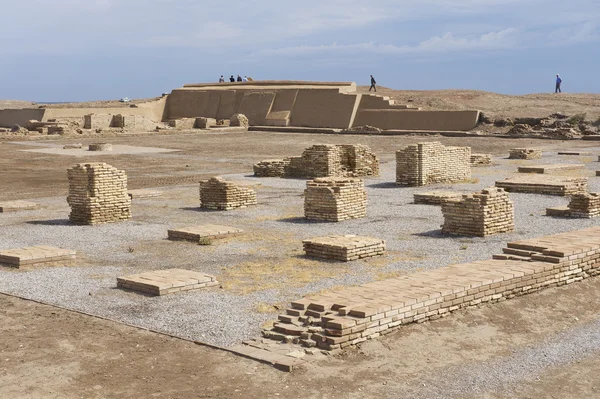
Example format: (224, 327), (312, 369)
(3, 131), (600, 398)
(3, 276), (600, 399)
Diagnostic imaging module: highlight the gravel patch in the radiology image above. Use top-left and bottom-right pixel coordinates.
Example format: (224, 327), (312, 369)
(1, 149), (600, 347)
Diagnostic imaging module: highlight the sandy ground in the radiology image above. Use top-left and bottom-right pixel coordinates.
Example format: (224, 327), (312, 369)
(3, 276), (600, 399)
(2, 131), (600, 397)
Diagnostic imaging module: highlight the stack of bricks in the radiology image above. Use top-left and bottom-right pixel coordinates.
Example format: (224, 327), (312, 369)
(303, 235), (385, 261)
(253, 159), (291, 177)
(396, 142), (471, 186)
(496, 175), (587, 196)
(441, 187), (514, 236)
(283, 144), (379, 179)
(0, 246), (76, 268)
(199, 177), (257, 210)
(256, 226), (600, 352)
(67, 163), (131, 225)
(509, 148), (542, 159)
(470, 153), (492, 166)
(546, 192), (600, 218)
(304, 178), (367, 221)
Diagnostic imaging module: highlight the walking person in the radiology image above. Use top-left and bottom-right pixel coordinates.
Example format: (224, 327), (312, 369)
(369, 75), (377, 92)
(237, 74), (243, 82)
(555, 74), (562, 93)
(219, 75), (225, 83)
(229, 75), (235, 82)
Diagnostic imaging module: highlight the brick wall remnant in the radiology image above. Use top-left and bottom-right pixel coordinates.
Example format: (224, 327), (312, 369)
(199, 177), (257, 210)
(304, 178), (367, 222)
(509, 148), (542, 159)
(471, 153), (492, 166)
(253, 159), (291, 177)
(67, 163), (131, 225)
(546, 192), (600, 218)
(441, 187), (514, 236)
(396, 142), (471, 186)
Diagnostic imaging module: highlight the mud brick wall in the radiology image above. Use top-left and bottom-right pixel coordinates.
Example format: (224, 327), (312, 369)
(509, 148), (542, 159)
(253, 159), (291, 177)
(304, 178), (367, 221)
(396, 142), (471, 186)
(547, 192), (600, 218)
(283, 144), (379, 179)
(260, 226), (600, 352)
(67, 163), (131, 225)
(471, 153), (492, 166)
(199, 177), (257, 210)
(496, 176), (588, 196)
(441, 187), (514, 236)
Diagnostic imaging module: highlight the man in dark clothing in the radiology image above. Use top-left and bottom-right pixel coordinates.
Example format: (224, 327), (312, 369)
(555, 74), (562, 93)
(229, 75), (235, 82)
(369, 75), (377, 92)
(237, 75), (243, 82)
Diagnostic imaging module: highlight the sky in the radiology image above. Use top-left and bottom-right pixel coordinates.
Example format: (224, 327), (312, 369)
(1, 0), (599, 101)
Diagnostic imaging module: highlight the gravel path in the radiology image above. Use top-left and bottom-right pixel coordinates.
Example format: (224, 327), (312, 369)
(1, 149), (599, 347)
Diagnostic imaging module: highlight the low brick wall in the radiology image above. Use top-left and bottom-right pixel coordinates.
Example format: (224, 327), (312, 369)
(304, 178), (367, 222)
(396, 142), (471, 186)
(199, 177), (257, 210)
(509, 148), (542, 159)
(259, 227), (600, 351)
(547, 192), (600, 218)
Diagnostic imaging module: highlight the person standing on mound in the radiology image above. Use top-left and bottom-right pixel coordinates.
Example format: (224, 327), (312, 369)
(369, 75), (377, 92)
(555, 74), (562, 93)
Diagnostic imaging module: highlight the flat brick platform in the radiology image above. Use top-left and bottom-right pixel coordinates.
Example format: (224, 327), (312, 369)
(167, 225), (243, 243)
(0, 200), (40, 212)
(495, 175), (587, 196)
(128, 189), (162, 199)
(0, 246), (76, 268)
(117, 268), (218, 296)
(250, 226), (600, 356)
(558, 151), (591, 156)
(303, 235), (385, 261)
(517, 164), (584, 174)
(413, 191), (463, 205)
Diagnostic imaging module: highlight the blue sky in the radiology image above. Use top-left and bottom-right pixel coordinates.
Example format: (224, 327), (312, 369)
(1, 0), (599, 101)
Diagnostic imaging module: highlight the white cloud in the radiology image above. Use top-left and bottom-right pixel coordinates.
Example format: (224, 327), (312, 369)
(251, 28), (520, 58)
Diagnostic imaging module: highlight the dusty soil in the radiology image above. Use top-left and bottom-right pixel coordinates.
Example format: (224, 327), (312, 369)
(0, 131), (596, 200)
(3, 276), (600, 399)
(3, 131), (600, 397)
(357, 86), (600, 120)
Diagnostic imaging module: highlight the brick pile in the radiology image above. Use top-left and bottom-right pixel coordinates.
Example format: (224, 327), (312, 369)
(396, 142), (471, 186)
(230, 113), (249, 127)
(496, 175), (587, 196)
(67, 163), (131, 225)
(413, 191), (463, 205)
(117, 268), (218, 296)
(509, 148), (542, 159)
(281, 144), (379, 179)
(0, 246), (76, 268)
(470, 153), (492, 166)
(546, 192), (600, 218)
(199, 177), (257, 210)
(441, 187), (514, 236)
(303, 235), (385, 261)
(255, 226), (600, 352)
(304, 178), (367, 222)
(195, 117), (216, 129)
(253, 159), (291, 177)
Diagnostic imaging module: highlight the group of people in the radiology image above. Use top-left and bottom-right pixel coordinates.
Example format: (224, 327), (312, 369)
(217, 73), (564, 94)
(219, 75), (253, 83)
